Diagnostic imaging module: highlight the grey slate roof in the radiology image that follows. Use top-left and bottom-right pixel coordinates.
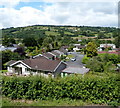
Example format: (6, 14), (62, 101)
(6, 60), (16, 66)
(7, 57), (62, 72)
(117, 64), (120, 67)
(42, 52), (54, 58)
(50, 51), (60, 56)
(62, 66), (89, 74)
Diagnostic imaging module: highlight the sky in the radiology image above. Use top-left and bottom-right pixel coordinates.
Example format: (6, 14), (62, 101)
(0, 0), (119, 29)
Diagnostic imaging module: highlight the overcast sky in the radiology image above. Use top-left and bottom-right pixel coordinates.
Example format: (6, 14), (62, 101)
(0, 0), (119, 29)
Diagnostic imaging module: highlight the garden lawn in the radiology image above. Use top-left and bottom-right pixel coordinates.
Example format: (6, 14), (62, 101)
(2, 97), (90, 106)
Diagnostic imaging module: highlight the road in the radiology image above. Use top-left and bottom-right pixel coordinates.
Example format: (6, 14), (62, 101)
(65, 52), (85, 67)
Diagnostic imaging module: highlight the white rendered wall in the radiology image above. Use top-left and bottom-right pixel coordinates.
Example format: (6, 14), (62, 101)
(15, 63), (30, 75)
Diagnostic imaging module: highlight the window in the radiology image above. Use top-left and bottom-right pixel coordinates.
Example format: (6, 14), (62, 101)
(63, 73), (65, 77)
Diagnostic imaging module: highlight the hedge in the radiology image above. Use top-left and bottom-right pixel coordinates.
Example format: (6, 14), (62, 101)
(1, 75), (120, 105)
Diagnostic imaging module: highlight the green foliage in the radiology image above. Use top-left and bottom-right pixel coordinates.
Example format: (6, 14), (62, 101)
(85, 42), (98, 57)
(1, 75), (120, 105)
(22, 37), (38, 47)
(68, 45), (74, 51)
(98, 53), (120, 64)
(82, 55), (90, 64)
(2, 36), (16, 47)
(60, 55), (66, 61)
(86, 58), (104, 72)
(114, 36), (120, 48)
(84, 53), (119, 73)
(0, 70), (8, 73)
(1, 50), (26, 69)
(97, 32), (105, 39)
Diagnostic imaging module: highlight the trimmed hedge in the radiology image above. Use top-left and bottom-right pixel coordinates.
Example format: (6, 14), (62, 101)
(1, 75), (120, 105)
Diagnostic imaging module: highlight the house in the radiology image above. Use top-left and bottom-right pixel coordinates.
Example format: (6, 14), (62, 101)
(33, 48), (68, 60)
(73, 44), (85, 52)
(99, 44), (116, 51)
(116, 64), (120, 72)
(98, 47), (120, 55)
(52, 50), (64, 56)
(0, 45), (5, 51)
(78, 39), (82, 42)
(61, 66), (89, 77)
(98, 51), (120, 55)
(33, 54), (43, 59)
(116, 48), (120, 54)
(49, 50), (63, 59)
(59, 47), (68, 55)
(7, 56), (67, 77)
(0, 44), (17, 52)
(42, 52), (56, 60)
(33, 52), (58, 60)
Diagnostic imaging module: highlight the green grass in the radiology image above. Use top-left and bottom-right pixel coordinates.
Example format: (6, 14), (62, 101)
(66, 54), (75, 61)
(64, 31), (74, 35)
(45, 31), (60, 36)
(2, 97), (89, 106)
(0, 70), (7, 73)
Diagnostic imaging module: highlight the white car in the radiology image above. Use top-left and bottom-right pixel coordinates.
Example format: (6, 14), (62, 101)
(71, 58), (76, 61)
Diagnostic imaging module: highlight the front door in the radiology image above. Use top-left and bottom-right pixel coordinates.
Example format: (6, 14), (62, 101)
(18, 67), (22, 75)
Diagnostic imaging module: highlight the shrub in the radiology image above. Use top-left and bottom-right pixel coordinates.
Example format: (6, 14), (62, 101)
(86, 58), (104, 72)
(1, 75), (120, 105)
(82, 55), (90, 64)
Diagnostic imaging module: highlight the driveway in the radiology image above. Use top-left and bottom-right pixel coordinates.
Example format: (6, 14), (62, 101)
(65, 52), (85, 67)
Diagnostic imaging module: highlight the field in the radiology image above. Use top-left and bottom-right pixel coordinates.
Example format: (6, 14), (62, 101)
(45, 31), (60, 36)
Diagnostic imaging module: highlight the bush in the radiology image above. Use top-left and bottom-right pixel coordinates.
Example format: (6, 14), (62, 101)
(86, 58), (104, 72)
(1, 75), (120, 105)
(98, 53), (120, 64)
(82, 56), (90, 64)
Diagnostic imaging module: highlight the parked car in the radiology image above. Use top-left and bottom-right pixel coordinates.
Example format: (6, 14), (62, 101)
(71, 58), (76, 61)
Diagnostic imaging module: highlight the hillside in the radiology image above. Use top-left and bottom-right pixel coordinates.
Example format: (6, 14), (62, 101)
(2, 25), (118, 39)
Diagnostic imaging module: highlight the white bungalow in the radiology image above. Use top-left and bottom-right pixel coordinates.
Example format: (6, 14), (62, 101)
(7, 56), (67, 77)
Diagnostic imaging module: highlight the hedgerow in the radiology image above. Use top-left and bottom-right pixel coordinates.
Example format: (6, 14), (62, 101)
(1, 74), (120, 105)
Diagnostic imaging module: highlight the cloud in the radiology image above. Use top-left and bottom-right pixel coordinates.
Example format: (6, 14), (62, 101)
(44, 2), (117, 26)
(0, 0), (30, 8)
(0, 1), (118, 29)
(0, 6), (56, 28)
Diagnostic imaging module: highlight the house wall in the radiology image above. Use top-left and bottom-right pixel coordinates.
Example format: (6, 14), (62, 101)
(54, 63), (66, 77)
(7, 66), (14, 73)
(31, 71), (54, 78)
(61, 72), (68, 77)
(14, 63), (30, 75)
(8, 62), (55, 77)
(100, 44), (116, 49)
(73, 47), (80, 52)
(39, 72), (54, 78)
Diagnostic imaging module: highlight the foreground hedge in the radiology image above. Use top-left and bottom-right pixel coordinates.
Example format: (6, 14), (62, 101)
(1, 75), (120, 105)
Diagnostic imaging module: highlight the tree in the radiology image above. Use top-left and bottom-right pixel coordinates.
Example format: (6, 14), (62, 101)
(22, 37), (37, 47)
(2, 36), (16, 47)
(86, 42), (98, 57)
(2, 50), (25, 69)
(14, 46), (26, 56)
(97, 32), (105, 39)
(112, 30), (119, 38)
(86, 58), (104, 72)
(82, 55), (90, 64)
(114, 36), (120, 48)
(36, 37), (44, 47)
(42, 36), (53, 47)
